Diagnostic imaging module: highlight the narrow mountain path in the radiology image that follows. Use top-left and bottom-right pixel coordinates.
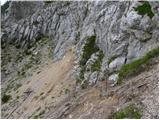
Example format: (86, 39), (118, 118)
(4, 50), (158, 119)
(61, 59), (159, 119)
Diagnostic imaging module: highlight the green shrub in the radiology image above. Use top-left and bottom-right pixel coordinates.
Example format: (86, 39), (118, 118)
(79, 36), (99, 80)
(112, 105), (142, 119)
(91, 50), (104, 72)
(80, 36), (99, 66)
(33, 110), (45, 119)
(33, 115), (39, 119)
(1, 1), (10, 13)
(77, 36), (104, 88)
(134, 1), (154, 19)
(2, 94), (11, 103)
(39, 110), (45, 116)
(117, 48), (159, 85)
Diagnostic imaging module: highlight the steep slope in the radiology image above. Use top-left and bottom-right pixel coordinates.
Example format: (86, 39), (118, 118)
(1, 1), (159, 119)
(2, 48), (76, 118)
(2, 52), (158, 119)
(44, 57), (159, 119)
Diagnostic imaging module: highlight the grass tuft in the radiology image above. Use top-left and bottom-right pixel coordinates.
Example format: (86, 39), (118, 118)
(117, 48), (159, 85)
(2, 94), (12, 104)
(112, 105), (142, 119)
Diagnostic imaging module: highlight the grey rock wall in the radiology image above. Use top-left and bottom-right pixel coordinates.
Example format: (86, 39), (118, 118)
(1, 1), (159, 85)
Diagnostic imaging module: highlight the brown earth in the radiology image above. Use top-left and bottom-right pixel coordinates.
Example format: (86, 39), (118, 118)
(1, 49), (159, 119)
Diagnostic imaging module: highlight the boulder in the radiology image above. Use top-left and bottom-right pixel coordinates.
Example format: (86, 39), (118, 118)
(108, 73), (118, 86)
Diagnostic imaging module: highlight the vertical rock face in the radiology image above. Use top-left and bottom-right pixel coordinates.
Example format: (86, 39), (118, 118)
(1, 1), (159, 84)
(6, 1), (44, 23)
(1, 1), (44, 27)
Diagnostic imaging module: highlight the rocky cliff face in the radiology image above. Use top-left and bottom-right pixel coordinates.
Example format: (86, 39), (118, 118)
(2, 1), (158, 85)
(1, 1), (159, 119)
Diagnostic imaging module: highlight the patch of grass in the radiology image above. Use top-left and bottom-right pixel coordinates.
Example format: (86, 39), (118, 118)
(39, 110), (45, 116)
(17, 52), (41, 77)
(3, 36), (53, 85)
(2, 94), (12, 104)
(3, 80), (22, 94)
(16, 53), (23, 62)
(29, 107), (40, 118)
(2, 53), (12, 63)
(134, 1), (154, 19)
(91, 50), (104, 72)
(112, 105), (142, 119)
(117, 48), (159, 85)
(33, 110), (45, 119)
(33, 115), (39, 119)
(17, 69), (26, 78)
(4, 82), (14, 93)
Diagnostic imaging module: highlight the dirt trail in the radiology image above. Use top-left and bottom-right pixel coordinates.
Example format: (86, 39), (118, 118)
(54, 59), (159, 119)
(7, 49), (76, 118)
(3, 50), (158, 119)
(65, 85), (119, 119)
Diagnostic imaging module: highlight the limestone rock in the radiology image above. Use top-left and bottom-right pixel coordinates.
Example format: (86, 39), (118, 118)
(89, 71), (98, 85)
(1, 1), (159, 87)
(109, 57), (126, 71)
(108, 73), (118, 86)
